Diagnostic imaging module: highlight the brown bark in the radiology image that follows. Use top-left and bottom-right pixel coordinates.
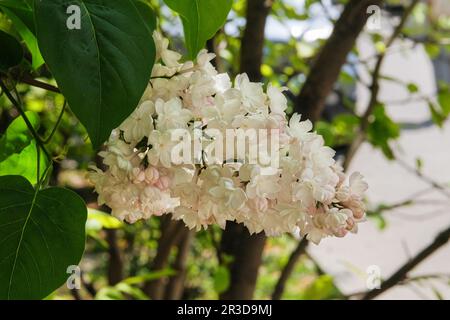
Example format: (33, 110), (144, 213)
(164, 230), (194, 299)
(239, 0), (272, 82)
(218, 0), (273, 300)
(143, 217), (187, 299)
(207, 34), (224, 73)
(105, 228), (124, 285)
(295, 0), (384, 123)
(219, 223), (267, 300)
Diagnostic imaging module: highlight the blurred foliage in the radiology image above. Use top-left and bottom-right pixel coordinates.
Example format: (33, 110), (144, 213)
(1, 0), (450, 300)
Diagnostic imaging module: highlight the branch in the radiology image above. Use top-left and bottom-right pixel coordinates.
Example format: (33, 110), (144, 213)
(295, 0), (384, 122)
(105, 228), (124, 286)
(362, 224), (450, 299)
(0, 79), (51, 161)
(143, 217), (186, 299)
(239, 0), (273, 82)
(272, 238), (309, 300)
(43, 100), (66, 144)
(80, 272), (97, 298)
(361, 0), (419, 131)
(19, 74), (61, 93)
(70, 288), (82, 300)
(396, 157), (450, 199)
(344, 0), (420, 169)
(164, 229), (194, 299)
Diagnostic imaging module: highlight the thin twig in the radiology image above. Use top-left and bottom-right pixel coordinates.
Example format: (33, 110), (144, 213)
(344, 0), (420, 169)
(362, 224), (450, 299)
(272, 237), (309, 300)
(19, 74), (60, 93)
(0, 79), (51, 160)
(396, 157), (450, 199)
(43, 100), (67, 144)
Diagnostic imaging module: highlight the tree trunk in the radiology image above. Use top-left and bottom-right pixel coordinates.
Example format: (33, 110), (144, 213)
(219, 223), (267, 300)
(164, 230), (194, 299)
(295, 0), (384, 122)
(239, 0), (272, 81)
(105, 228), (124, 285)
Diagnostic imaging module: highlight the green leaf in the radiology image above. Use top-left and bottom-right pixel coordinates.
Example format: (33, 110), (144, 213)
(164, 0), (232, 58)
(0, 111), (39, 157)
(134, 0), (157, 35)
(0, 29), (23, 72)
(300, 275), (341, 300)
(34, 0), (156, 149)
(370, 212), (387, 230)
(0, 112), (48, 184)
(429, 102), (445, 128)
(122, 269), (176, 285)
(86, 208), (123, 231)
(0, 0), (35, 32)
(415, 157), (423, 172)
(431, 286), (444, 300)
(114, 283), (148, 300)
(425, 43), (441, 59)
(0, 0), (45, 69)
(315, 121), (335, 146)
(95, 287), (125, 300)
(316, 114), (360, 148)
(95, 282), (149, 300)
(407, 82), (419, 94)
(213, 265), (230, 294)
(438, 89), (450, 116)
(367, 104), (400, 160)
(0, 175), (87, 299)
(0, 140), (48, 184)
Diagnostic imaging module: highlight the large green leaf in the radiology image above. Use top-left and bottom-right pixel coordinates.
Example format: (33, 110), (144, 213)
(0, 140), (48, 184)
(0, 111), (40, 160)
(0, 175), (87, 300)
(34, 0), (156, 149)
(164, 0), (232, 58)
(0, 111), (48, 184)
(0, 0), (44, 69)
(0, 29), (23, 72)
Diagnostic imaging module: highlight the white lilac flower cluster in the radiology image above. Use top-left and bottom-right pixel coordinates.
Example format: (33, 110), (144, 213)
(88, 32), (368, 244)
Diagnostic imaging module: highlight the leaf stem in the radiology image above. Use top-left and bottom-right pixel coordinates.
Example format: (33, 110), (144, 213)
(0, 79), (51, 161)
(43, 100), (67, 144)
(36, 143), (41, 186)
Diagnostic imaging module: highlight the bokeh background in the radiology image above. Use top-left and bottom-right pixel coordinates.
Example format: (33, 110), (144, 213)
(1, 0), (450, 300)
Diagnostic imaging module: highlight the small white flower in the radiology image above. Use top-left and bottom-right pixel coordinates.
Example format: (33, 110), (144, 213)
(120, 101), (154, 143)
(153, 31), (182, 68)
(235, 74), (267, 113)
(267, 84), (288, 115)
(147, 130), (177, 168)
(155, 98), (193, 130)
(287, 113), (313, 141)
